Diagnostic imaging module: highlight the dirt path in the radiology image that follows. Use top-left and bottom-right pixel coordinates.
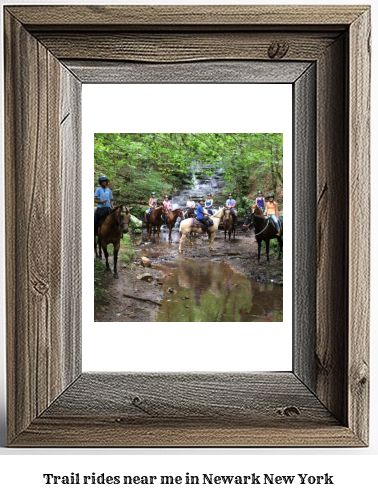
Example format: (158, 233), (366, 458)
(94, 228), (283, 322)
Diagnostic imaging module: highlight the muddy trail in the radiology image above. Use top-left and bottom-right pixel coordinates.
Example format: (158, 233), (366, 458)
(95, 227), (283, 323)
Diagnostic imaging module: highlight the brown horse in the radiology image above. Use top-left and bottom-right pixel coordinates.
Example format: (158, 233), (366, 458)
(242, 206), (283, 262)
(223, 208), (237, 240)
(183, 207), (196, 219)
(144, 206), (164, 238)
(165, 208), (184, 240)
(95, 206), (132, 278)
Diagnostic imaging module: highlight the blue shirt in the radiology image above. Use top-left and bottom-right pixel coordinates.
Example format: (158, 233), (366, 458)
(196, 204), (205, 220)
(94, 187), (113, 208)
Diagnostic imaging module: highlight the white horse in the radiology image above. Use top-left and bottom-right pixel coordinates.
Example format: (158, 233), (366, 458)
(178, 207), (225, 253)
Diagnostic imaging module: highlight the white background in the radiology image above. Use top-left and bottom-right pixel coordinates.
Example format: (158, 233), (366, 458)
(83, 83), (292, 372)
(0, 0), (377, 499)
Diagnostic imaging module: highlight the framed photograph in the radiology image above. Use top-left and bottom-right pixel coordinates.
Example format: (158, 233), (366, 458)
(5, 5), (370, 447)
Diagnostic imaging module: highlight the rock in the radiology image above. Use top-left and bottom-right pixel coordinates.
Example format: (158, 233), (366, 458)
(141, 257), (152, 267)
(130, 214), (142, 227)
(136, 273), (153, 282)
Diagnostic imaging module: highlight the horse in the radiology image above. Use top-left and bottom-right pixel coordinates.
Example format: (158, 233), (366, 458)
(95, 205), (132, 278)
(165, 208), (184, 240)
(183, 207), (196, 219)
(223, 208), (237, 240)
(144, 206), (164, 238)
(242, 205), (283, 262)
(178, 207), (225, 253)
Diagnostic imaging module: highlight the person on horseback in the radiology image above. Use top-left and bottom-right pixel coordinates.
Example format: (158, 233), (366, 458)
(162, 195), (171, 223)
(184, 195), (195, 217)
(196, 199), (212, 229)
(225, 193), (237, 217)
(146, 192), (158, 221)
(205, 193), (214, 215)
(94, 175), (114, 230)
(255, 190), (266, 212)
(265, 193), (280, 235)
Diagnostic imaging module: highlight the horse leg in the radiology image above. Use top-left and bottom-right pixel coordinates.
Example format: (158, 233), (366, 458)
(209, 231), (215, 251)
(266, 239), (270, 262)
(94, 234), (98, 258)
(113, 242), (120, 279)
(179, 230), (187, 253)
(278, 236), (283, 259)
(102, 244), (111, 273)
(98, 236), (102, 259)
(257, 240), (261, 262)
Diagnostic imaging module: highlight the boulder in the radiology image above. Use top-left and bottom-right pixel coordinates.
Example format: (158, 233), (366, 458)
(141, 256), (152, 268)
(136, 273), (153, 282)
(130, 215), (142, 227)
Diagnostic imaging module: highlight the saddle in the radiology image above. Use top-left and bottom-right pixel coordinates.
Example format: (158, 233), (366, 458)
(95, 207), (110, 228)
(193, 218), (207, 231)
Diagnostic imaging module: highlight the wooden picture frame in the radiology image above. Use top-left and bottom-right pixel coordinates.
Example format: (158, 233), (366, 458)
(4, 5), (370, 447)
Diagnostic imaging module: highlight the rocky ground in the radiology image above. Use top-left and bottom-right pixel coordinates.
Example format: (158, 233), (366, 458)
(94, 227), (283, 322)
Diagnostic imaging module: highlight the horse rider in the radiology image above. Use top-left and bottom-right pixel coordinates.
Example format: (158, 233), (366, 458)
(225, 193), (237, 218)
(184, 195), (196, 217)
(196, 199), (212, 229)
(146, 191), (158, 221)
(265, 193), (280, 235)
(255, 190), (266, 212)
(205, 193), (214, 215)
(94, 175), (114, 230)
(162, 195), (171, 223)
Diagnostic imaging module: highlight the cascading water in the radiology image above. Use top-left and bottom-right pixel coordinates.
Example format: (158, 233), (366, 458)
(171, 162), (226, 209)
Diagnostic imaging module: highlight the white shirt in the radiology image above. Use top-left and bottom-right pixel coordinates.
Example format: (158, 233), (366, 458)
(186, 200), (195, 208)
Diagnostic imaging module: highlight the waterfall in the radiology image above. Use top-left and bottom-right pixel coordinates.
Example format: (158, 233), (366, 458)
(171, 162), (226, 209)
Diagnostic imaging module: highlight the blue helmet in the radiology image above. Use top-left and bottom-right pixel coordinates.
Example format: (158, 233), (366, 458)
(98, 175), (108, 185)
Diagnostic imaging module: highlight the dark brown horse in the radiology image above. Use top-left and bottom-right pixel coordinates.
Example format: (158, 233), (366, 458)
(242, 206), (283, 262)
(223, 208), (237, 240)
(144, 206), (164, 238)
(183, 207), (196, 219)
(165, 208), (184, 240)
(95, 206), (132, 278)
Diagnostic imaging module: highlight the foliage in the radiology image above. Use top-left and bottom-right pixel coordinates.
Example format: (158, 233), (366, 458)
(94, 258), (107, 300)
(118, 235), (135, 266)
(94, 133), (283, 217)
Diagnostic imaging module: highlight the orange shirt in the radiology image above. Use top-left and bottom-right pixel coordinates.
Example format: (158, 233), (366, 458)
(266, 201), (277, 215)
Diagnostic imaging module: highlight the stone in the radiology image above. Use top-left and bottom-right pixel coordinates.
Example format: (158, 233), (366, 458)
(141, 256), (152, 267)
(136, 273), (153, 282)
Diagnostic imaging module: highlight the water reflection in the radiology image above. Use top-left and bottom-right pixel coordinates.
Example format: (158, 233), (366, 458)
(157, 259), (283, 322)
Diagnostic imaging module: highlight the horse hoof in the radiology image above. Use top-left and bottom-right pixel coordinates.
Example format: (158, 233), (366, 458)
(106, 268), (111, 273)
(114, 274), (119, 279)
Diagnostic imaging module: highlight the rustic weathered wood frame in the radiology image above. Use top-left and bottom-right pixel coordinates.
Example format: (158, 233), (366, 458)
(4, 5), (370, 447)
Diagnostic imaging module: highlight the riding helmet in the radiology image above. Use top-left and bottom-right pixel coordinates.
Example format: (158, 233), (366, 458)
(228, 193), (232, 196)
(151, 192), (156, 195)
(267, 193), (274, 199)
(258, 190), (262, 194)
(164, 195), (169, 199)
(98, 175), (108, 184)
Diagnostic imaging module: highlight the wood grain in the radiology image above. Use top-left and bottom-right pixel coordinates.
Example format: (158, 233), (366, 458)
(60, 68), (82, 389)
(316, 34), (348, 426)
(4, 5), (370, 447)
(65, 60), (312, 84)
(293, 64), (317, 390)
(36, 32), (339, 63)
(348, 8), (371, 445)
(4, 11), (81, 444)
(12, 373), (364, 447)
(7, 5), (367, 30)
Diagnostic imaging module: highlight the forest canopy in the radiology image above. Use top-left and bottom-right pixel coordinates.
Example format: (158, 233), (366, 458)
(94, 133), (283, 217)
